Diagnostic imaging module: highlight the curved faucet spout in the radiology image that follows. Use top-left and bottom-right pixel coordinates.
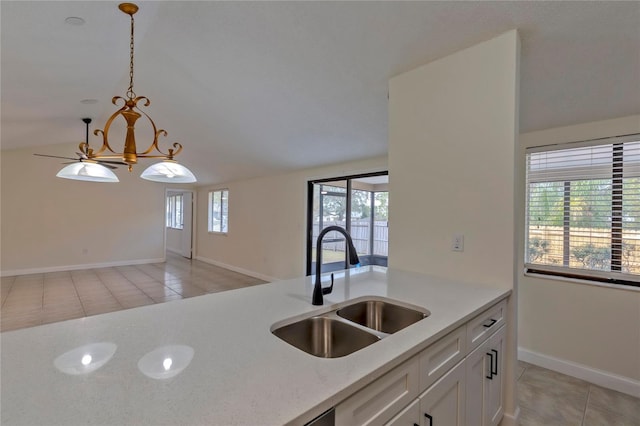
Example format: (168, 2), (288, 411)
(313, 226), (360, 305)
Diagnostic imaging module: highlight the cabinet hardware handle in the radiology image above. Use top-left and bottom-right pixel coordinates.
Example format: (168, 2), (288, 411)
(483, 318), (497, 328)
(491, 349), (498, 376)
(424, 412), (433, 426)
(486, 352), (494, 379)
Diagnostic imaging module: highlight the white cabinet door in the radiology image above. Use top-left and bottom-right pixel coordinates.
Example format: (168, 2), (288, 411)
(385, 399), (419, 426)
(486, 325), (506, 426)
(419, 360), (466, 426)
(465, 340), (490, 426)
(465, 324), (506, 426)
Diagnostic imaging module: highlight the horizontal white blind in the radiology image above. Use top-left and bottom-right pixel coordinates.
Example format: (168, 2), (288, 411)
(525, 136), (640, 285)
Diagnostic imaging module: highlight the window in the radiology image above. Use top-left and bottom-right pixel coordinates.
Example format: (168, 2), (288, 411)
(166, 194), (183, 229)
(208, 189), (229, 233)
(525, 135), (640, 287)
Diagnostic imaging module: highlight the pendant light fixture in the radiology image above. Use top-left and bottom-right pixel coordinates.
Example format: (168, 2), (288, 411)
(35, 118), (120, 183)
(56, 162), (119, 182)
(56, 3), (196, 183)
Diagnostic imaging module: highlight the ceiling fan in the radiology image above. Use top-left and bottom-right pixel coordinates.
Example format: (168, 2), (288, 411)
(34, 118), (128, 170)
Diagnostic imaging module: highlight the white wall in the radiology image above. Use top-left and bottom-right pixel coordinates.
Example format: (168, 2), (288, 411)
(1, 143), (166, 275)
(195, 156), (387, 281)
(388, 30), (520, 422)
(518, 115), (640, 392)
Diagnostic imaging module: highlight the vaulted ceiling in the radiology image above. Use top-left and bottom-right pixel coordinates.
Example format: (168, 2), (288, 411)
(2, 1), (639, 185)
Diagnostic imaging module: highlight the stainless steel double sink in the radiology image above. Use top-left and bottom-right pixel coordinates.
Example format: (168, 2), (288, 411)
(271, 297), (430, 358)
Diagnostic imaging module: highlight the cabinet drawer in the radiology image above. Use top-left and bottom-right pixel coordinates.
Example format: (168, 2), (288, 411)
(466, 300), (506, 352)
(419, 325), (466, 392)
(336, 356), (420, 426)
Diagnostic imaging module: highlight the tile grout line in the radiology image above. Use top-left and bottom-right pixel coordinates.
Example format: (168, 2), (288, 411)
(581, 384), (592, 426)
(37, 277), (44, 327)
(97, 273), (126, 310)
(1, 277), (16, 309)
(40, 277), (45, 315)
(70, 275), (88, 318)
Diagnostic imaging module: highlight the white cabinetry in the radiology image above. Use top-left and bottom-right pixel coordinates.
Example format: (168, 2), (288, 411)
(419, 326), (466, 391)
(336, 299), (508, 426)
(465, 324), (506, 426)
(466, 300), (506, 352)
(419, 359), (466, 426)
(335, 356), (419, 426)
(485, 325), (506, 425)
(385, 400), (419, 426)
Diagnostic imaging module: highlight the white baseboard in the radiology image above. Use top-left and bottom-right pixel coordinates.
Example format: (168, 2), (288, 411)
(1, 257), (166, 277)
(194, 256), (276, 282)
(518, 347), (640, 398)
(500, 406), (520, 426)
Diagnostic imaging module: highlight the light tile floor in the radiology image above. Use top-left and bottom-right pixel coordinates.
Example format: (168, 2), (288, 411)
(1, 252), (265, 332)
(517, 360), (640, 425)
(2, 256), (638, 425)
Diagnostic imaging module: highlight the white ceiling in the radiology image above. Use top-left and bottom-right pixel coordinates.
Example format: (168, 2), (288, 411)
(2, 1), (639, 185)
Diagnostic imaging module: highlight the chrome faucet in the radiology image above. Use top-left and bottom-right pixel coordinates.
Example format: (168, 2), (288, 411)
(313, 225), (360, 305)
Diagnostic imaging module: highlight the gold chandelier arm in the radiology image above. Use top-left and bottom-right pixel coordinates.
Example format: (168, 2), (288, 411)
(78, 142), (88, 155)
(134, 102), (183, 159)
(90, 96), (132, 157)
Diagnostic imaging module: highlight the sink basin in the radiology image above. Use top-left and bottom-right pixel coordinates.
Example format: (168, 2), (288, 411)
(272, 316), (379, 358)
(337, 300), (428, 334)
(272, 298), (430, 358)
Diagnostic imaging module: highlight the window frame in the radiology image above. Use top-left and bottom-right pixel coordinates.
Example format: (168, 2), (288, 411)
(208, 189), (229, 234)
(524, 134), (640, 289)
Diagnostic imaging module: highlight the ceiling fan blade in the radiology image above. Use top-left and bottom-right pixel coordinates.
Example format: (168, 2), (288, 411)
(76, 152), (89, 159)
(96, 160), (128, 165)
(97, 163), (118, 170)
(34, 153), (79, 161)
(60, 159), (117, 170)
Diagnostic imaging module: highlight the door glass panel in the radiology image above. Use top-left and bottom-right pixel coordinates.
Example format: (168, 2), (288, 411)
(311, 182), (347, 273)
(351, 189), (372, 255)
(374, 192), (389, 257)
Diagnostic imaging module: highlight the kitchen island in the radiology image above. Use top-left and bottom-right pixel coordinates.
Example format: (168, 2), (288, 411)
(1, 266), (510, 425)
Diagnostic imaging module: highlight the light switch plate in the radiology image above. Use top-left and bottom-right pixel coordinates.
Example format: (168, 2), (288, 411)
(452, 234), (464, 252)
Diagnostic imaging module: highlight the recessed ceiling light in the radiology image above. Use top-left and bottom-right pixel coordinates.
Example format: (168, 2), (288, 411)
(80, 99), (98, 105)
(65, 16), (85, 26)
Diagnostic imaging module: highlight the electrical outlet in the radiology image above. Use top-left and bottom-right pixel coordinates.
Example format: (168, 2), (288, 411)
(452, 234), (464, 252)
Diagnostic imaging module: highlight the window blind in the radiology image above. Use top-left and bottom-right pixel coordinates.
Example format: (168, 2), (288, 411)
(525, 135), (640, 286)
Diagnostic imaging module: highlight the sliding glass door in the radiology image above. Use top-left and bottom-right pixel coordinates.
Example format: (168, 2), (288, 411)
(306, 172), (389, 276)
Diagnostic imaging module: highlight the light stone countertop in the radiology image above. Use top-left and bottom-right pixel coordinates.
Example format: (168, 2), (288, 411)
(0, 266), (510, 425)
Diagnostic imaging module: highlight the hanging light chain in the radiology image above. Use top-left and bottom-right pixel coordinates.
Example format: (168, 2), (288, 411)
(126, 12), (136, 100)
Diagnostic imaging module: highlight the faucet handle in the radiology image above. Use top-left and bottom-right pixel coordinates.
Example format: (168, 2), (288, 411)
(322, 273), (334, 295)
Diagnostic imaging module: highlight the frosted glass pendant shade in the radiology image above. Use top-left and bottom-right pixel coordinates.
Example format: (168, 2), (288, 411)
(56, 162), (119, 182)
(140, 161), (197, 183)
